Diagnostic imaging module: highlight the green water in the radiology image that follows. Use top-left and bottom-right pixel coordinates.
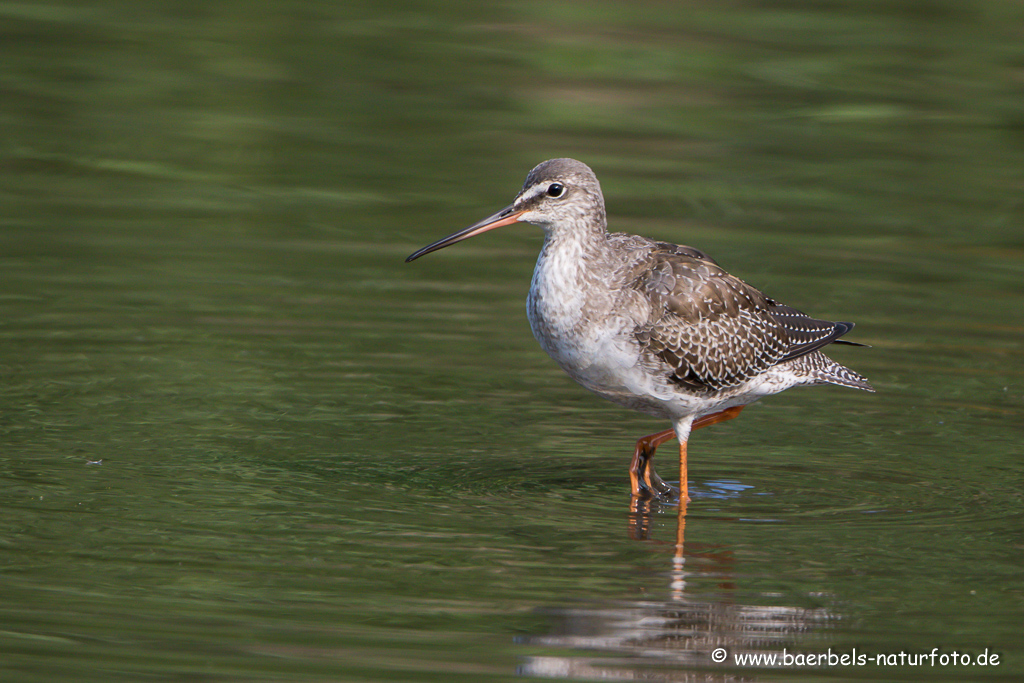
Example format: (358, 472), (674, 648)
(2, 1), (1022, 681)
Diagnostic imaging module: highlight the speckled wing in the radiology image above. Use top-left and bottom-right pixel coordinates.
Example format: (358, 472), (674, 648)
(632, 250), (854, 391)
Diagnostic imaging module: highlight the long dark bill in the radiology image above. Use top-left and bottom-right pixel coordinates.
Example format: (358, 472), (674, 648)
(405, 205), (524, 262)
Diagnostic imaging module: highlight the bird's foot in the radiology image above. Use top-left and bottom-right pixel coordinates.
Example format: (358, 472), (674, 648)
(644, 468), (679, 500)
(638, 477), (694, 502)
(631, 479), (682, 503)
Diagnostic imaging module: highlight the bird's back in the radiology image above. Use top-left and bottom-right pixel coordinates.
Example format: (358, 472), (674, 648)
(603, 233), (873, 395)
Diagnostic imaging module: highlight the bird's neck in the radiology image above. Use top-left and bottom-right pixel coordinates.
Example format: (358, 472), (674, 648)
(541, 211), (609, 260)
(535, 222), (610, 287)
(527, 226), (614, 346)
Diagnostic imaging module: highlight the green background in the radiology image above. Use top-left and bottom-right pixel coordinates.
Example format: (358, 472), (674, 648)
(2, 1), (1022, 681)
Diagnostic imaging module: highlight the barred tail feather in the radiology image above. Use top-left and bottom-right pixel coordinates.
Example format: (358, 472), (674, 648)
(798, 351), (874, 392)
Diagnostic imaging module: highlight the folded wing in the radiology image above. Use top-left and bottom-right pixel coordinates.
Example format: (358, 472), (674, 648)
(632, 250), (855, 392)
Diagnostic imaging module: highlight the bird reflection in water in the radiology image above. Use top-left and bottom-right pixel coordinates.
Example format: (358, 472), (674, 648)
(519, 493), (834, 681)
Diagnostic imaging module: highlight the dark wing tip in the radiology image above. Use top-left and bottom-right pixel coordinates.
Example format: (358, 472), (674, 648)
(771, 309), (868, 362)
(833, 339), (870, 348)
(833, 321), (855, 337)
(830, 321), (871, 348)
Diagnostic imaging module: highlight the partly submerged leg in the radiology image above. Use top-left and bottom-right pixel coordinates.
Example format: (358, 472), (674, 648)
(678, 406), (744, 503)
(629, 428), (676, 498)
(630, 407), (746, 500)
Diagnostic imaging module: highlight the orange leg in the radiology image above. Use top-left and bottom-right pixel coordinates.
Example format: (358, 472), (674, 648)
(629, 428), (676, 498)
(681, 405), (746, 502)
(629, 406), (745, 501)
(693, 405), (745, 431)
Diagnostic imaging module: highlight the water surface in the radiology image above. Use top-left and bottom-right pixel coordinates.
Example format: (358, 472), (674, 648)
(1, 1), (1022, 681)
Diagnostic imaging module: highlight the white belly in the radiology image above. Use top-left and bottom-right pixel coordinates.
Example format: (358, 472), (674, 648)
(526, 247), (691, 419)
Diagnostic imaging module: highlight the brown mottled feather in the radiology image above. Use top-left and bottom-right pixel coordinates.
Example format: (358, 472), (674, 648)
(630, 244), (860, 392)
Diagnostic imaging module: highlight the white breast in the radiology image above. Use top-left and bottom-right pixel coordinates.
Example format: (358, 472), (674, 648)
(527, 237), (676, 408)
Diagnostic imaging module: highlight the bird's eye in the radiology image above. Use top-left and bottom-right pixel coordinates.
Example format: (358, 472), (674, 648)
(546, 183), (565, 198)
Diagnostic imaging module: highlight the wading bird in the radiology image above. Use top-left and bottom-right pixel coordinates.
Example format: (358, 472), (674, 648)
(406, 159), (871, 502)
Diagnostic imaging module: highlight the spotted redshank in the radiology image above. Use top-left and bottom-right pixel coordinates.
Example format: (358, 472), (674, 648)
(407, 158), (872, 502)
